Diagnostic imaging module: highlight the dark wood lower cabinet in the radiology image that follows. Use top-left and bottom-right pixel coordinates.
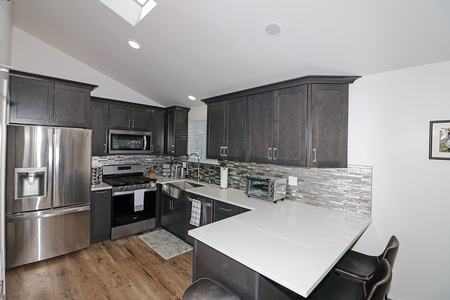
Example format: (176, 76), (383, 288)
(193, 240), (299, 300)
(161, 194), (187, 241)
(90, 189), (112, 244)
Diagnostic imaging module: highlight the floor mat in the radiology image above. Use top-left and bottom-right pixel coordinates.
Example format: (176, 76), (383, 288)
(138, 229), (193, 260)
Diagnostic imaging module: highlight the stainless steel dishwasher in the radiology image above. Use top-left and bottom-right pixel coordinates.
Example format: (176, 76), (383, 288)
(185, 192), (213, 245)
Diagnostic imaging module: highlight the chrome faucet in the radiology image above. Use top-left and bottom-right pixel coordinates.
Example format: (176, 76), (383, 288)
(187, 153), (201, 182)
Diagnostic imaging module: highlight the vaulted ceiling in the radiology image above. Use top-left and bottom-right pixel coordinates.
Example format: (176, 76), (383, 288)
(11, 0), (450, 107)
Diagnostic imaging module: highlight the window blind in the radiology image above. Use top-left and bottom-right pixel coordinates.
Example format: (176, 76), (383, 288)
(188, 120), (207, 159)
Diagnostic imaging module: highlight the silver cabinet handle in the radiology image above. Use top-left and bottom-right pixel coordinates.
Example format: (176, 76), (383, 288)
(273, 148), (277, 160)
(150, 145), (154, 153)
(219, 207), (232, 212)
(220, 146), (224, 156)
(268, 147), (272, 160)
(103, 143), (107, 154)
(128, 119), (131, 128)
(224, 146), (228, 157)
(132, 120), (135, 128)
(313, 148), (317, 164)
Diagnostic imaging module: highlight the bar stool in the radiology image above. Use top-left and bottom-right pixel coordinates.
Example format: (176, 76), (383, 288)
(182, 278), (240, 300)
(299, 259), (392, 300)
(334, 235), (399, 282)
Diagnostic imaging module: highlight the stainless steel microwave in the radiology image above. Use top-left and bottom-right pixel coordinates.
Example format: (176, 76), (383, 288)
(108, 130), (152, 154)
(245, 176), (287, 203)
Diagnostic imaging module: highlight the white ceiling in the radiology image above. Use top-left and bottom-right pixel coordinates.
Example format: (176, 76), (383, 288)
(11, 0), (450, 108)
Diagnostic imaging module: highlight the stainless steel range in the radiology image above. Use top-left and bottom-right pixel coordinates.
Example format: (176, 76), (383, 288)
(102, 164), (157, 240)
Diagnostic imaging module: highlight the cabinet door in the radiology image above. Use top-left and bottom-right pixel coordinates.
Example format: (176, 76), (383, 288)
(246, 92), (274, 163)
(161, 195), (175, 232)
(53, 84), (90, 128)
(108, 103), (131, 129)
(273, 85), (308, 166)
(90, 190), (112, 244)
(151, 108), (165, 154)
(206, 102), (225, 159)
(91, 100), (109, 156)
(9, 76), (54, 125)
(166, 108), (189, 156)
(131, 106), (151, 131)
(225, 97), (246, 161)
(310, 83), (349, 168)
(174, 198), (187, 240)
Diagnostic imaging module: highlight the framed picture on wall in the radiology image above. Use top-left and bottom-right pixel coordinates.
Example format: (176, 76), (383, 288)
(429, 120), (450, 160)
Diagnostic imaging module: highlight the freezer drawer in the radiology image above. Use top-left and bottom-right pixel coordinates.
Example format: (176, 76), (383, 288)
(6, 205), (90, 268)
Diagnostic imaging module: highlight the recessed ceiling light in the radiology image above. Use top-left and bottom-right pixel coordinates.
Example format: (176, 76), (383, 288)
(264, 22), (282, 37)
(188, 95), (196, 101)
(128, 39), (141, 49)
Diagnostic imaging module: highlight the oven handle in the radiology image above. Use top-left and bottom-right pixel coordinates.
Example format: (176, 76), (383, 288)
(113, 188), (156, 196)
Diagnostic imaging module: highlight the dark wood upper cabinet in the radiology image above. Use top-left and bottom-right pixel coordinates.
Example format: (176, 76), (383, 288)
(165, 106), (190, 156)
(150, 108), (165, 155)
(9, 70), (96, 128)
(273, 85), (308, 166)
(310, 83), (349, 168)
(90, 98), (109, 156)
(207, 97), (246, 161)
(108, 103), (151, 131)
(203, 75), (359, 167)
(246, 92), (274, 163)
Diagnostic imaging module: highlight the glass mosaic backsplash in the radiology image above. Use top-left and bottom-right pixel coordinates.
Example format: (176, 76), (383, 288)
(93, 155), (372, 217)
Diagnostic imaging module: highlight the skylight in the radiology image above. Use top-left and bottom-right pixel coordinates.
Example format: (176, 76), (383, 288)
(99, 0), (157, 26)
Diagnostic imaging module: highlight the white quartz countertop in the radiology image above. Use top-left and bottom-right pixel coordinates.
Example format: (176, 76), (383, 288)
(91, 182), (112, 191)
(174, 182), (371, 298)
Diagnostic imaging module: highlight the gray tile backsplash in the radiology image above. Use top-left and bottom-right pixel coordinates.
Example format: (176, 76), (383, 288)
(93, 155), (372, 217)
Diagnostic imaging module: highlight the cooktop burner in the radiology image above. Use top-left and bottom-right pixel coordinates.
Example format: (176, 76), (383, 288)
(102, 164), (157, 192)
(103, 176), (155, 187)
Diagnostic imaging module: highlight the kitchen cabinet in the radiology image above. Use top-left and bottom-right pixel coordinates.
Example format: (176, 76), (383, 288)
(150, 107), (165, 154)
(247, 85), (308, 166)
(310, 83), (349, 168)
(203, 75), (359, 167)
(161, 194), (187, 241)
(9, 70), (97, 128)
(108, 102), (151, 131)
(90, 189), (112, 244)
(207, 97), (246, 161)
(214, 200), (249, 222)
(91, 98), (109, 156)
(165, 106), (190, 156)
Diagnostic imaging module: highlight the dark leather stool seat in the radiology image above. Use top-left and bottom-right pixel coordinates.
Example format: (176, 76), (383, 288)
(182, 278), (240, 300)
(334, 235), (399, 282)
(299, 259), (392, 300)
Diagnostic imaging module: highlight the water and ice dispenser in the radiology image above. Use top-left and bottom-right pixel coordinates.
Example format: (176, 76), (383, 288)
(14, 167), (47, 199)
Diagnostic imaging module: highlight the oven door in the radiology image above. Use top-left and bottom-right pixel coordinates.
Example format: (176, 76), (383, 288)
(108, 130), (152, 155)
(111, 188), (156, 240)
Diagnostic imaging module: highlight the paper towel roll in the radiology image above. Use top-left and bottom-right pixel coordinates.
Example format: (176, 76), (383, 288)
(220, 167), (228, 189)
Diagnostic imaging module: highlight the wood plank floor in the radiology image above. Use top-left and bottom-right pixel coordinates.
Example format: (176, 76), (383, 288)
(5, 229), (193, 300)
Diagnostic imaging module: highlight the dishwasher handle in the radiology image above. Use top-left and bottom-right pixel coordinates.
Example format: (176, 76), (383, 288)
(186, 195), (212, 207)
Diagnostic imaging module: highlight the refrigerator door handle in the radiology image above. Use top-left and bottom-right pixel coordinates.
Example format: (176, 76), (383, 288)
(5, 205), (90, 222)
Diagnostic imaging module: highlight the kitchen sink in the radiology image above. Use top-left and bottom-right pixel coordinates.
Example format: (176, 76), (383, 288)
(161, 181), (204, 200)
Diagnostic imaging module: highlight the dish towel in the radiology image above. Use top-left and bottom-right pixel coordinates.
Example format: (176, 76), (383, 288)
(190, 199), (202, 227)
(134, 190), (145, 212)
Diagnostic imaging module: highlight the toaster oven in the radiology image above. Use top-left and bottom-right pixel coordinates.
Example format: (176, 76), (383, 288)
(245, 176), (287, 203)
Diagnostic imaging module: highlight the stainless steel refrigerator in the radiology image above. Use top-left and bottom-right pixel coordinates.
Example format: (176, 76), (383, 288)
(5, 125), (91, 268)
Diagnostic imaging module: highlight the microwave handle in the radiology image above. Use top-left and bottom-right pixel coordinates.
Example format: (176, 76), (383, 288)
(143, 135), (147, 151)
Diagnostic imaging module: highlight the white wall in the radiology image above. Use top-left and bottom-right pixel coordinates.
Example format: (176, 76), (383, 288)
(348, 61), (450, 300)
(11, 28), (162, 107)
(0, 0), (12, 66)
